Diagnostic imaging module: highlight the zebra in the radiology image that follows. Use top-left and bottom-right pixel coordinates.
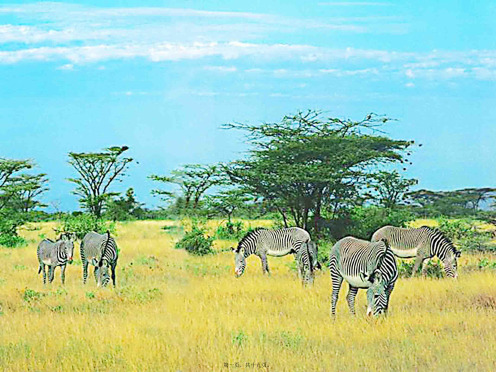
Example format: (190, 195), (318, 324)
(371, 225), (461, 278)
(37, 232), (75, 285)
(80, 230), (119, 287)
(329, 237), (398, 317)
(231, 227), (317, 284)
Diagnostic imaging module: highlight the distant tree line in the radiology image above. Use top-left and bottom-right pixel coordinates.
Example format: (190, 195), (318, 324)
(2, 109), (496, 246)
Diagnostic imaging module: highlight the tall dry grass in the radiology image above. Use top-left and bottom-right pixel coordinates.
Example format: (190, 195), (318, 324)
(0, 220), (495, 371)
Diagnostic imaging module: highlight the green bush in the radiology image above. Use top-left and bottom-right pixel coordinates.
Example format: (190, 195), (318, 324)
(437, 218), (493, 252)
(397, 259), (444, 278)
(175, 222), (215, 256)
(0, 218), (26, 248)
(346, 206), (415, 240)
(58, 214), (116, 240)
(215, 221), (247, 240)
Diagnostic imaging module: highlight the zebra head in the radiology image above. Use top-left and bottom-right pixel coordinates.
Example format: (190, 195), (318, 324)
(443, 248), (461, 278)
(231, 246), (246, 277)
(59, 233), (74, 264)
(363, 269), (389, 316)
(96, 260), (111, 287)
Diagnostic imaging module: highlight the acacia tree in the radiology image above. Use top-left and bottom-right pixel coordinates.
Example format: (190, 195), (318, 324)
(150, 164), (223, 210)
(225, 110), (414, 234)
(407, 187), (496, 217)
(0, 159), (48, 212)
(367, 170), (418, 209)
(0, 158), (48, 245)
(68, 146), (133, 218)
(208, 189), (251, 224)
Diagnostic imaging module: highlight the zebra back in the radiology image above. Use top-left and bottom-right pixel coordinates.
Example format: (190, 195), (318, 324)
(237, 227), (310, 256)
(331, 237), (397, 287)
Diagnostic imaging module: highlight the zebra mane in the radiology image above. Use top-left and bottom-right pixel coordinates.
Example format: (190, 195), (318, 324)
(420, 226), (458, 253)
(237, 228), (266, 252)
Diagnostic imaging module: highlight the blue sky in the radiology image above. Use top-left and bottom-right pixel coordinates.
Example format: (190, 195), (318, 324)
(1, 1), (495, 211)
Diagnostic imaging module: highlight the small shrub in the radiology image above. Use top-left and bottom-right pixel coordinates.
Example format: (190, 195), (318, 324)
(22, 288), (45, 302)
(0, 218), (26, 248)
(86, 292), (95, 299)
(215, 221), (247, 240)
(232, 331), (248, 347)
(175, 222), (214, 256)
(437, 218), (493, 253)
(398, 259), (444, 278)
(478, 258), (496, 270)
(58, 214), (116, 240)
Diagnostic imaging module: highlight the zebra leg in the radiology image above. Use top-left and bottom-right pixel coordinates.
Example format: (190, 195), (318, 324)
(60, 264), (66, 285)
(82, 260), (88, 284)
(260, 254), (270, 276)
(346, 285), (359, 315)
(111, 262), (117, 287)
(41, 263), (46, 285)
(412, 256), (425, 277)
(330, 272), (343, 317)
(48, 266), (55, 283)
(421, 259), (430, 276)
(94, 266), (99, 284)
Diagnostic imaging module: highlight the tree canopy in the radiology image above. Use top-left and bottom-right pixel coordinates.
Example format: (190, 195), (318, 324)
(68, 146), (133, 217)
(225, 110), (414, 234)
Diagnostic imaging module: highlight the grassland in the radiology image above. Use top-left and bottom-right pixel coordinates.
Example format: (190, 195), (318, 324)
(1, 220), (496, 371)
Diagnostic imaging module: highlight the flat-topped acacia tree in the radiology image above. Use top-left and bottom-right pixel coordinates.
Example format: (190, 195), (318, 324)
(68, 146), (133, 218)
(225, 110), (415, 235)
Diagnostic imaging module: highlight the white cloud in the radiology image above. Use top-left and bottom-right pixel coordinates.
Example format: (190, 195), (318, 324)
(56, 63), (73, 70)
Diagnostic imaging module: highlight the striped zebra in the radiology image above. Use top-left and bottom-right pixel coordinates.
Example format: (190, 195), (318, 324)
(371, 226), (461, 278)
(231, 227), (317, 284)
(81, 231), (119, 287)
(37, 233), (75, 285)
(329, 237), (398, 317)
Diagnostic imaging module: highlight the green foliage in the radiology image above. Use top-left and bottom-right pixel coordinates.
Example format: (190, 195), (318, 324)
(175, 221), (215, 256)
(215, 221), (247, 240)
(478, 258), (496, 270)
(105, 188), (145, 221)
(225, 110), (414, 234)
(367, 170), (418, 209)
(437, 218), (493, 252)
(0, 231), (26, 248)
(407, 188), (496, 218)
(68, 146), (133, 217)
(22, 288), (45, 302)
(59, 214), (116, 240)
(397, 260), (444, 278)
(342, 206), (415, 240)
(231, 331), (248, 347)
(150, 164), (223, 213)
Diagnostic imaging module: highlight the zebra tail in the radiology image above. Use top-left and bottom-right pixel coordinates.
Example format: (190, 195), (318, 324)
(37, 265), (41, 274)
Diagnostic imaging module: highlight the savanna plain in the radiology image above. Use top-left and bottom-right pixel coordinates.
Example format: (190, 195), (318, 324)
(1, 220), (496, 371)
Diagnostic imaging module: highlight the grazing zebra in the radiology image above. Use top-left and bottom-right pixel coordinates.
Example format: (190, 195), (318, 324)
(371, 226), (461, 278)
(81, 231), (119, 287)
(329, 237), (397, 317)
(37, 233), (75, 284)
(231, 227), (316, 284)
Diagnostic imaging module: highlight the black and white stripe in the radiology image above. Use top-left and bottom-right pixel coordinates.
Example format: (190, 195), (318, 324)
(329, 237), (398, 317)
(231, 227), (317, 284)
(372, 225), (461, 278)
(37, 233), (74, 284)
(81, 230), (119, 287)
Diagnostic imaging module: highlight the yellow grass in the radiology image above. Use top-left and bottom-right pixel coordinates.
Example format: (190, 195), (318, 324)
(1, 220), (496, 371)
